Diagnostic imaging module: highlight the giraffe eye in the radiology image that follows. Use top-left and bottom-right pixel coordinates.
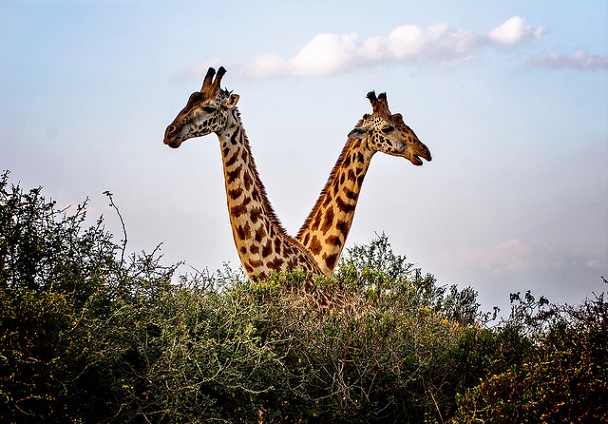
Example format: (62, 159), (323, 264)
(381, 126), (394, 134)
(203, 106), (216, 113)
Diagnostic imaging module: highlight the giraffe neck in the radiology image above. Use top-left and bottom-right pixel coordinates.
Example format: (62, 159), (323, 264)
(296, 138), (374, 273)
(218, 109), (321, 278)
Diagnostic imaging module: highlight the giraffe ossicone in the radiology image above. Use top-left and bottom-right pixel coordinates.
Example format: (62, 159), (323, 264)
(164, 66), (322, 279)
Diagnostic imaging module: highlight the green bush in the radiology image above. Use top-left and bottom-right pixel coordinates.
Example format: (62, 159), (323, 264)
(452, 288), (608, 423)
(1, 171), (606, 423)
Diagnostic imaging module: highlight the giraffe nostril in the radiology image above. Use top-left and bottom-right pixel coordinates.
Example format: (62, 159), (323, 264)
(167, 125), (177, 134)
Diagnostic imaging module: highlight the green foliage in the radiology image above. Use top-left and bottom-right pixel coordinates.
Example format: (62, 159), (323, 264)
(338, 232), (481, 328)
(237, 267), (474, 423)
(1, 171), (606, 423)
(452, 287), (608, 423)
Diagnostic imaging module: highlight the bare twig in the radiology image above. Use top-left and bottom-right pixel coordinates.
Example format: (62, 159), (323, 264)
(103, 191), (127, 266)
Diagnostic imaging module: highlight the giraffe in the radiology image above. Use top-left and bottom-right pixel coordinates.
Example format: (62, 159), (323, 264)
(164, 67), (322, 279)
(296, 91), (432, 274)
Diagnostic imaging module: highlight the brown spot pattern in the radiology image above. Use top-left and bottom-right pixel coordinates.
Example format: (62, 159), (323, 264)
(336, 196), (355, 214)
(228, 187), (243, 199)
(326, 235), (341, 246)
(243, 171), (253, 191)
(309, 236), (322, 255)
(254, 226), (266, 242)
(249, 207), (263, 224)
(321, 208), (334, 234)
(267, 257), (285, 270)
(324, 253), (340, 270)
(227, 166), (241, 184)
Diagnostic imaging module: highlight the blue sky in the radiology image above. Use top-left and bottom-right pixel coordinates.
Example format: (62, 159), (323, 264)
(1, 0), (607, 315)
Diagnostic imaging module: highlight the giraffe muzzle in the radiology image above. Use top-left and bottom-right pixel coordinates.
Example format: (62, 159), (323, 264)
(164, 125), (182, 148)
(420, 146), (432, 162)
(409, 144), (432, 166)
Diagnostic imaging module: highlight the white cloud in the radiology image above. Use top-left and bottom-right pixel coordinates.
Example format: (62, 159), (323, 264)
(244, 16), (545, 78)
(291, 33), (359, 76)
(531, 50), (608, 70)
(249, 53), (289, 78)
(487, 15), (539, 46)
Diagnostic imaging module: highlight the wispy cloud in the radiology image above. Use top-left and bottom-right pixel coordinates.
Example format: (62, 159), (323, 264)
(245, 16), (545, 78)
(531, 50), (608, 70)
(177, 17), (605, 81)
(452, 238), (604, 278)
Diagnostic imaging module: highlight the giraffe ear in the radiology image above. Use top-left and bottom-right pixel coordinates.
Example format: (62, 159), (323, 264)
(348, 118), (372, 140)
(226, 93), (240, 109)
(348, 127), (369, 140)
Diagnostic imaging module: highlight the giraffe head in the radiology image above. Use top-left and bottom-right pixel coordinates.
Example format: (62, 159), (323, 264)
(164, 67), (240, 148)
(348, 91), (431, 165)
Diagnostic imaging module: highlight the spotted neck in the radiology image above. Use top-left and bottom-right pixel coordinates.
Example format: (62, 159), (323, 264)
(296, 137), (374, 274)
(219, 109), (322, 278)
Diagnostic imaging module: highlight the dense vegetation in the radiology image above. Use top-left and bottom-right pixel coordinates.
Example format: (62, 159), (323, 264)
(1, 170), (606, 423)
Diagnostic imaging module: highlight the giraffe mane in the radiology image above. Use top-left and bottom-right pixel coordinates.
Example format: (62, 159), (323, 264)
(296, 136), (355, 239)
(297, 91), (379, 239)
(231, 109), (320, 264)
(231, 108), (292, 239)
